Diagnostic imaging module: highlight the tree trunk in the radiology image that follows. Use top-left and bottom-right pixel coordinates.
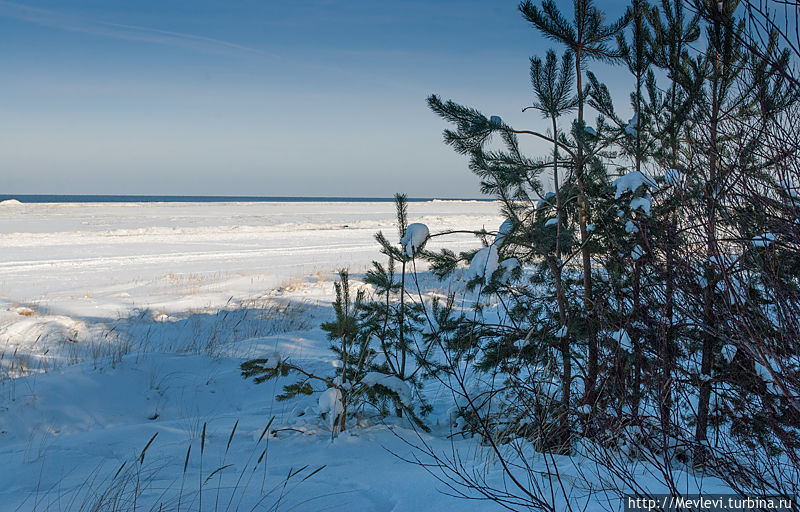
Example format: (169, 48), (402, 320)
(575, 52), (597, 406)
(340, 334), (348, 432)
(695, 42), (721, 464)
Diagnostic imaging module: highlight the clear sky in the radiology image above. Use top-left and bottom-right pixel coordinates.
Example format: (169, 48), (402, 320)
(0, 0), (630, 198)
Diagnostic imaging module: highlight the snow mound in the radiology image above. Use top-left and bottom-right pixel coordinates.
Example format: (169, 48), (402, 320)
(584, 125), (597, 137)
(625, 114), (638, 137)
(536, 192), (556, 208)
(14, 306), (35, 316)
(0, 199), (22, 206)
(721, 344), (737, 363)
(362, 372), (412, 406)
(467, 245), (499, 284)
(613, 171), (656, 199)
(629, 196), (651, 216)
(493, 218), (514, 246)
(499, 257), (519, 282)
(613, 329), (632, 352)
(401, 223), (429, 257)
(318, 387), (343, 424)
(262, 351), (282, 370)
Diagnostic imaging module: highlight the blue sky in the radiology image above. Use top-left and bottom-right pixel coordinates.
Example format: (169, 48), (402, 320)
(0, 0), (630, 197)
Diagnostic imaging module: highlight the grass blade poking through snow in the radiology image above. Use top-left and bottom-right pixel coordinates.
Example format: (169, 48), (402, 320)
(230, 416), (274, 512)
(199, 422), (206, 511)
(139, 432), (158, 465)
(216, 419), (238, 510)
(178, 444), (190, 512)
(135, 432), (158, 512)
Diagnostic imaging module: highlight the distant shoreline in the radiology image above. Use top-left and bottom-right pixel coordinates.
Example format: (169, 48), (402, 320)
(0, 195), (491, 204)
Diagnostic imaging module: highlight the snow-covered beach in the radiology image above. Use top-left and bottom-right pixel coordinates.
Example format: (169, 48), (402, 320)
(4, 0), (799, 508)
(0, 200), (500, 316)
(0, 199), (512, 511)
(0, 199), (741, 511)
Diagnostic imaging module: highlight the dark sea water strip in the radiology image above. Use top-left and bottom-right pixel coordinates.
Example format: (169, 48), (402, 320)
(1, 195), (490, 203)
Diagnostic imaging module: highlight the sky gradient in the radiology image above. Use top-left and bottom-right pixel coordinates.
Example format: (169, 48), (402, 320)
(0, 0), (630, 198)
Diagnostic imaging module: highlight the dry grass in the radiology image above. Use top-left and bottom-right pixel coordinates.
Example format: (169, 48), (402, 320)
(20, 417), (325, 512)
(0, 296), (312, 385)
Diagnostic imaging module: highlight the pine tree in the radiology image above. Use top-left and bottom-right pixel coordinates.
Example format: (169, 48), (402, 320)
(525, 48), (577, 444)
(645, 0), (700, 433)
(320, 270), (368, 432)
(419, 0), (800, 504)
(363, 193), (431, 419)
(617, 0), (653, 420)
(242, 263), (430, 435)
(519, 0), (630, 404)
(685, 0), (750, 464)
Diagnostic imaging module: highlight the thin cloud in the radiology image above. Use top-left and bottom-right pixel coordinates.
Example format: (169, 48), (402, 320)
(0, 1), (281, 59)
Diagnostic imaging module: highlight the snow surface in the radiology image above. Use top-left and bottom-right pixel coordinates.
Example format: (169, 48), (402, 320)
(0, 200), (522, 512)
(493, 218), (514, 246)
(467, 245), (499, 284)
(362, 372), (413, 406)
(0, 200), (736, 510)
(401, 222), (430, 257)
(613, 171), (656, 199)
(0, 201), (497, 317)
(629, 196), (652, 216)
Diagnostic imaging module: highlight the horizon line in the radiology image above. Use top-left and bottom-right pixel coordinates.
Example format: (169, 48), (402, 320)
(1, 194), (493, 203)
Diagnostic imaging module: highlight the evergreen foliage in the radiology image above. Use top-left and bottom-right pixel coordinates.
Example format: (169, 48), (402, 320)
(244, 0), (800, 504)
(242, 196), (432, 435)
(419, 0), (800, 503)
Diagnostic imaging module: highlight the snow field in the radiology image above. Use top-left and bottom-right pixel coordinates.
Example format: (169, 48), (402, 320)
(0, 200), (734, 511)
(0, 200), (514, 511)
